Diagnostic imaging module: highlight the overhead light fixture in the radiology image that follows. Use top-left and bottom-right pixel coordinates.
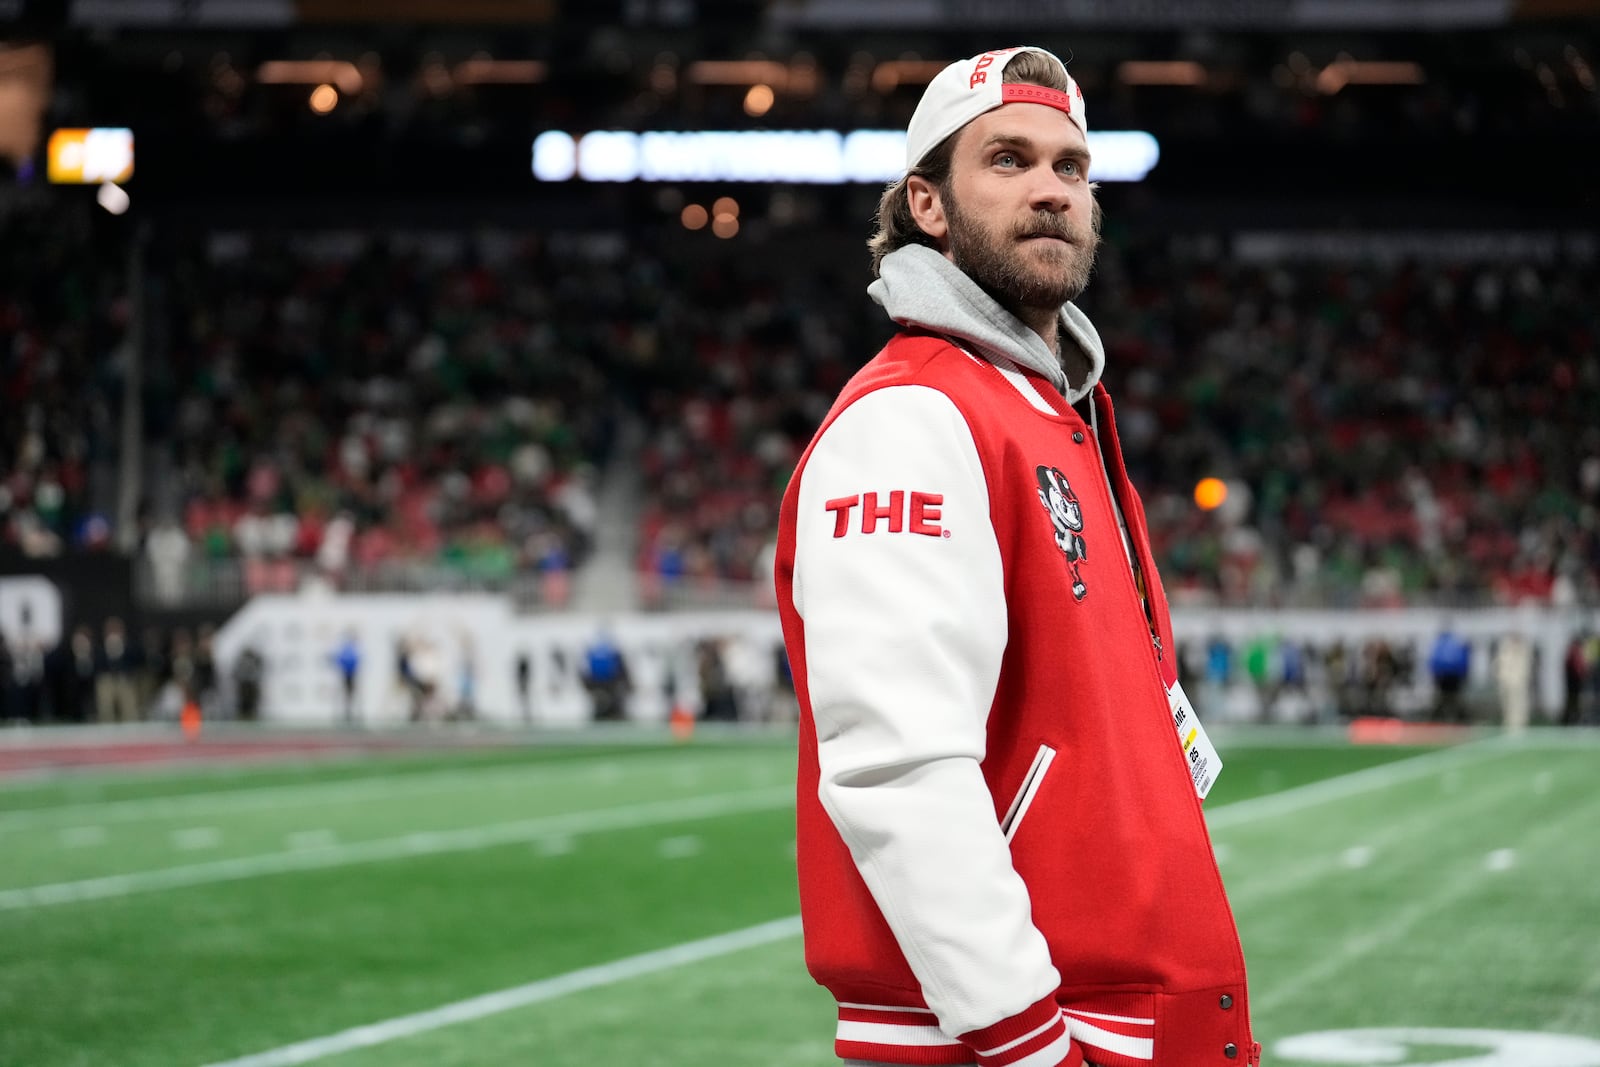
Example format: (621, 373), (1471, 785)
(1316, 60), (1424, 94)
(454, 58), (546, 85)
(532, 128), (1162, 184)
(48, 127), (134, 184)
(870, 60), (948, 93)
(1117, 61), (1207, 86)
(687, 60), (793, 89)
(258, 60), (363, 95)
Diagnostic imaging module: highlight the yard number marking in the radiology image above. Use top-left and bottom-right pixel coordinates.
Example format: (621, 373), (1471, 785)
(1276, 1027), (1600, 1067)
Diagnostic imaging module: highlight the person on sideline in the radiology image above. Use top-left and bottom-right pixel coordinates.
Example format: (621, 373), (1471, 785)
(775, 47), (1257, 1067)
(1494, 630), (1533, 734)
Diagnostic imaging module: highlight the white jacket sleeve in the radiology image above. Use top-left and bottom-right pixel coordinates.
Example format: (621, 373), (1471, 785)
(793, 384), (1060, 1038)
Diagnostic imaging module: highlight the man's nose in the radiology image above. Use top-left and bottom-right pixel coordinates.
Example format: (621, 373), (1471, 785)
(1026, 165), (1072, 213)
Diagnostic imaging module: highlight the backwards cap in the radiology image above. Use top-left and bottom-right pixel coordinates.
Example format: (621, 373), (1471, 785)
(904, 46), (1086, 171)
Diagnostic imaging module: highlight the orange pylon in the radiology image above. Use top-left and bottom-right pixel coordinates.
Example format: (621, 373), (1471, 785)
(180, 700), (202, 740)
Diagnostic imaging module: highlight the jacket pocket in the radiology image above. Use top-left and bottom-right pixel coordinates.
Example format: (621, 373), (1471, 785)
(1000, 743), (1056, 843)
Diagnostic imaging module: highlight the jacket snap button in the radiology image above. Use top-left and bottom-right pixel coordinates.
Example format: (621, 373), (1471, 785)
(1224, 1043), (1238, 1058)
(1220, 994), (1233, 1009)
(1072, 431), (1085, 443)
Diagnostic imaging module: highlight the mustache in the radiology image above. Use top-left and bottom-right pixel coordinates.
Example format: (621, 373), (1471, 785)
(1011, 212), (1081, 242)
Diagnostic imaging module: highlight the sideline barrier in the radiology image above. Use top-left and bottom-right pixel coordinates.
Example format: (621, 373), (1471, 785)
(209, 593), (1590, 727)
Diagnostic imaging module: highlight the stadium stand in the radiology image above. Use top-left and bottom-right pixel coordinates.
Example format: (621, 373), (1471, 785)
(4, 201), (1598, 610)
(3, 21), (1597, 617)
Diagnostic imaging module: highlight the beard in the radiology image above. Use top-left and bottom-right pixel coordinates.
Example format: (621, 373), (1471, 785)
(945, 193), (1100, 314)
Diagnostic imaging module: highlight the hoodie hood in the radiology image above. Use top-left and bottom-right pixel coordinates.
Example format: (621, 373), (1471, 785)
(867, 243), (1106, 405)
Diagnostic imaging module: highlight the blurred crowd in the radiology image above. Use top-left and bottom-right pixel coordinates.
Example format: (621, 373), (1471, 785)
(3, 195), (1598, 610)
(1083, 243), (1600, 607)
(632, 246), (870, 598)
(630, 239), (1600, 609)
(154, 231), (617, 605)
(0, 189), (120, 557)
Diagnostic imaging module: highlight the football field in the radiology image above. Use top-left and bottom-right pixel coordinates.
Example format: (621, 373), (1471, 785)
(2, 731), (1598, 1067)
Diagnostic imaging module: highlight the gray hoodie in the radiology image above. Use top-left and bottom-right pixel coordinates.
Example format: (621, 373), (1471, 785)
(866, 243), (1106, 406)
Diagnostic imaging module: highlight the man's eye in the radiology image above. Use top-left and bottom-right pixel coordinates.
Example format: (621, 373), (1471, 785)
(1058, 160), (1079, 176)
(994, 153), (1017, 167)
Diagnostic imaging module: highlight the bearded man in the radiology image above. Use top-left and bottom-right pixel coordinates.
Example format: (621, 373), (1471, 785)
(775, 47), (1258, 1067)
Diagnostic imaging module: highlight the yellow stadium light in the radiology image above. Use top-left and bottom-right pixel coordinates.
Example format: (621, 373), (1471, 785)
(680, 204), (709, 230)
(743, 83), (775, 117)
(1194, 477), (1229, 511)
(308, 84), (339, 113)
(47, 128), (134, 184)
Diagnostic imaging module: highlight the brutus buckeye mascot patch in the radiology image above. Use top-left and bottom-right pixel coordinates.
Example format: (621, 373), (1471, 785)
(1035, 465), (1088, 601)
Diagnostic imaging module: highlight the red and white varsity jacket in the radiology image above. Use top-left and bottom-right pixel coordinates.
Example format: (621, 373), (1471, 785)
(775, 332), (1257, 1067)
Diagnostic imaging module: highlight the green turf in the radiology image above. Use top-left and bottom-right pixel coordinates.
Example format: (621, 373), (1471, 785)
(0, 735), (782, 811)
(2, 732), (1596, 1067)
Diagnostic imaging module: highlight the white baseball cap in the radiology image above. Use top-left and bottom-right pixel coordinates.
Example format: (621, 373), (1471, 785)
(904, 46), (1087, 171)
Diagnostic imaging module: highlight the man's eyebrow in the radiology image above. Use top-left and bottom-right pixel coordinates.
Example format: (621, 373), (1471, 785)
(980, 133), (1092, 163)
(981, 133), (1038, 151)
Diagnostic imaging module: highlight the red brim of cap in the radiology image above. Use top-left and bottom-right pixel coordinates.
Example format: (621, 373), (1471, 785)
(1000, 82), (1077, 117)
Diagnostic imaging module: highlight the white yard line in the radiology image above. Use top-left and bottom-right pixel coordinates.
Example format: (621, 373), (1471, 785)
(1251, 860), (1479, 1015)
(194, 915), (804, 1067)
(1254, 787), (1600, 1016)
(0, 788), (791, 911)
(1220, 759), (1540, 908)
(0, 753), (767, 832)
(1204, 737), (1513, 830)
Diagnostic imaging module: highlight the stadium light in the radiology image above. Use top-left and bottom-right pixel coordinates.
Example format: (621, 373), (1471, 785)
(96, 181), (130, 215)
(871, 60), (947, 92)
(1317, 60), (1425, 93)
(308, 84), (338, 114)
(454, 57), (546, 85)
(531, 128), (1161, 184)
(531, 131), (577, 181)
(47, 127), (134, 184)
(1118, 61), (1207, 86)
(743, 84), (775, 117)
(258, 60), (362, 95)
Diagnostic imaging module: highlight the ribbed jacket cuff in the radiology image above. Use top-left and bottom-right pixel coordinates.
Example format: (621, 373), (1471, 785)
(961, 997), (1083, 1067)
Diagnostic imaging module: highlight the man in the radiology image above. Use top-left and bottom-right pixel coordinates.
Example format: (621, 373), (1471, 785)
(775, 47), (1257, 1067)
(1428, 623), (1471, 722)
(95, 616), (140, 723)
(1493, 630), (1533, 734)
(580, 624), (631, 721)
(332, 629), (361, 724)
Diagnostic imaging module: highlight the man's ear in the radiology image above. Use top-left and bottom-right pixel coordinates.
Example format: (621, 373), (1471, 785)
(906, 174), (948, 241)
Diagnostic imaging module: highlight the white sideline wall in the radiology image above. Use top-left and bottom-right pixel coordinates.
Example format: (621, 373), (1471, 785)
(212, 592), (1585, 725)
(212, 593), (786, 726)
